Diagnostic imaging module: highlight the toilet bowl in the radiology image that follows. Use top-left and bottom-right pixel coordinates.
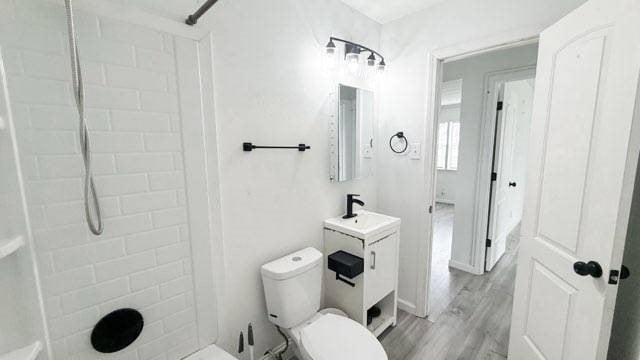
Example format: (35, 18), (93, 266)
(261, 247), (388, 360)
(296, 312), (386, 360)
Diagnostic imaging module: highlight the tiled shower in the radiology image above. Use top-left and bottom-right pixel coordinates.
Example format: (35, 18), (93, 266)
(0, 1), (205, 359)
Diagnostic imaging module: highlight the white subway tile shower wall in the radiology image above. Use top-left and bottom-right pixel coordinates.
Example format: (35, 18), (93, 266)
(0, 1), (198, 359)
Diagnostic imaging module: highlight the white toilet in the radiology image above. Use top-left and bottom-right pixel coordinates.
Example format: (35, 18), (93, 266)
(261, 247), (388, 360)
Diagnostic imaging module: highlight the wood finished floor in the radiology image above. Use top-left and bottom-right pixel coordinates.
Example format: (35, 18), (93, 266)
(428, 204), (474, 320)
(379, 205), (520, 360)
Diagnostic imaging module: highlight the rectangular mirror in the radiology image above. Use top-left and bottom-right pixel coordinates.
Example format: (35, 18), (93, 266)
(329, 84), (374, 182)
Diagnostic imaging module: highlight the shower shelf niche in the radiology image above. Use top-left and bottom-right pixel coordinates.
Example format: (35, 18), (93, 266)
(0, 341), (42, 360)
(0, 236), (24, 260)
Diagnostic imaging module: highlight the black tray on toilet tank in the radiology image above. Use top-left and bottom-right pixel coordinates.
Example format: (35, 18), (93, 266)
(328, 250), (364, 279)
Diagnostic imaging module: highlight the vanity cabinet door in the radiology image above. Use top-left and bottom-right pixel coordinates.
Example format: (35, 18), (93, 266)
(364, 232), (398, 309)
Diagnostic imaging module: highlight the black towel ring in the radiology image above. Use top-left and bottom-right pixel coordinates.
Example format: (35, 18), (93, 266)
(389, 131), (409, 153)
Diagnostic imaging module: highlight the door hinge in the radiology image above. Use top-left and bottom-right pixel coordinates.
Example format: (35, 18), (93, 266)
(428, 205), (433, 214)
(491, 172), (497, 181)
(496, 101), (503, 111)
(486, 239), (492, 247)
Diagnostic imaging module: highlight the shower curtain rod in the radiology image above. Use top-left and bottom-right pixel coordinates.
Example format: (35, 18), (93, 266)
(186, 0), (219, 25)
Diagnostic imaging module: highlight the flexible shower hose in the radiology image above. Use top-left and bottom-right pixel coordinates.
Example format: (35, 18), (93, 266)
(64, 0), (103, 235)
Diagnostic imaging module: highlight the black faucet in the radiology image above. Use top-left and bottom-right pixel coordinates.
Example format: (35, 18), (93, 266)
(343, 194), (365, 219)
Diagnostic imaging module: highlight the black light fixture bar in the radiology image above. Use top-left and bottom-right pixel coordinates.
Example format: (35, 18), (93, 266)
(328, 37), (385, 64)
(243, 142), (311, 152)
(186, 0), (219, 26)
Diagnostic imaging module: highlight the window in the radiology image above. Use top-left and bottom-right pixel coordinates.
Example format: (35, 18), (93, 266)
(437, 118), (460, 170)
(437, 80), (462, 171)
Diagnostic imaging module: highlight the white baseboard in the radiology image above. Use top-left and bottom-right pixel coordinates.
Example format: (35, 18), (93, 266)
(397, 298), (417, 315)
(449, 259), (482, 274)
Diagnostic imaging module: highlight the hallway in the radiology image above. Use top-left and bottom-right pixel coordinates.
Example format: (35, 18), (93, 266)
(380, 220), (520, 359)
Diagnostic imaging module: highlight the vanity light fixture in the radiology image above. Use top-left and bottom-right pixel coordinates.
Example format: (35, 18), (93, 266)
(325, 37), (386, 73)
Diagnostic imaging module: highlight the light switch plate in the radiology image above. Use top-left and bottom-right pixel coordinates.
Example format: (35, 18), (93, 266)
(409, 143), (421, 159)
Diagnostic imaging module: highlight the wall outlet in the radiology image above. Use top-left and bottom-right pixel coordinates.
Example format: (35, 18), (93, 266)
(409, 143), (421, 159)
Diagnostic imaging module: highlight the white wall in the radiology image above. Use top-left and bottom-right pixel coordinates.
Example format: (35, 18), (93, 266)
(0, 1), (205, 359)
(203, 0), (381, 356)
(377, 0), (586, 312)
(435, 169), (456, 203)
(443, 44), (538, 267)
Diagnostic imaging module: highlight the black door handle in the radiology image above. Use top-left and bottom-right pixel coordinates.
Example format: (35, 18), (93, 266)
(508, 182), (517, 187)
(573, 261), (603, 278)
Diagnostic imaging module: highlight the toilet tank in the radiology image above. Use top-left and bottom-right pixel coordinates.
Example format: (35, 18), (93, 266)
(261, 247), (322, 328)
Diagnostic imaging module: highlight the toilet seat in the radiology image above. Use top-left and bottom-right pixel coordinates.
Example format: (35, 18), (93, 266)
(299, 314), (388, 360)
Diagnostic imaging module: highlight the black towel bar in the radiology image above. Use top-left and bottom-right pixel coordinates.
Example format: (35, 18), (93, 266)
(243, 142), (310, 152)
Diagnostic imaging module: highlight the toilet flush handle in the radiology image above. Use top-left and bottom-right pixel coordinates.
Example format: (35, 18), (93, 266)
(371, 251), (376, 270)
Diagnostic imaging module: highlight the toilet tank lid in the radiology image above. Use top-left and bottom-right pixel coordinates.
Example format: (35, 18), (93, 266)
(261, 247), (322, 280)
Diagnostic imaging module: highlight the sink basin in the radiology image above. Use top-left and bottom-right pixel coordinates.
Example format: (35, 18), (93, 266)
(324, 210), (400, 240)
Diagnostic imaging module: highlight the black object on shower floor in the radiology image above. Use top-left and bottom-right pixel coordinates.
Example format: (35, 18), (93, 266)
(91, 308), (144, 353)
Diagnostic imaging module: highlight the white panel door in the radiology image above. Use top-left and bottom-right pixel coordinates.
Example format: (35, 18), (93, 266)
(506, 80), (534, 232)
(486, 76), (534, 271)
(508, 0), (640, 359)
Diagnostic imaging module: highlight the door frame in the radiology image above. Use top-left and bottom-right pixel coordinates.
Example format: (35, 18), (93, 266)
(480, 66), (536, 272)
(416, 26), (542, 317)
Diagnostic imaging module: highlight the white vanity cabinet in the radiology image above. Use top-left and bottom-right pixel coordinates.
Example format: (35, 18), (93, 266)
(323, 211), (400, 337)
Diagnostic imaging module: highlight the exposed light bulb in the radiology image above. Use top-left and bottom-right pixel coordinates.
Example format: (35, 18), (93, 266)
(346, 52), (360, 74)
(325, 52), (337, 70)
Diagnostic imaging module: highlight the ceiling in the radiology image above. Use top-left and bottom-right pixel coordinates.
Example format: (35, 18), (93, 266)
(339, 0), (448, 24)
(107, 0), (202, 20)
(110, 0), (446, 25)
